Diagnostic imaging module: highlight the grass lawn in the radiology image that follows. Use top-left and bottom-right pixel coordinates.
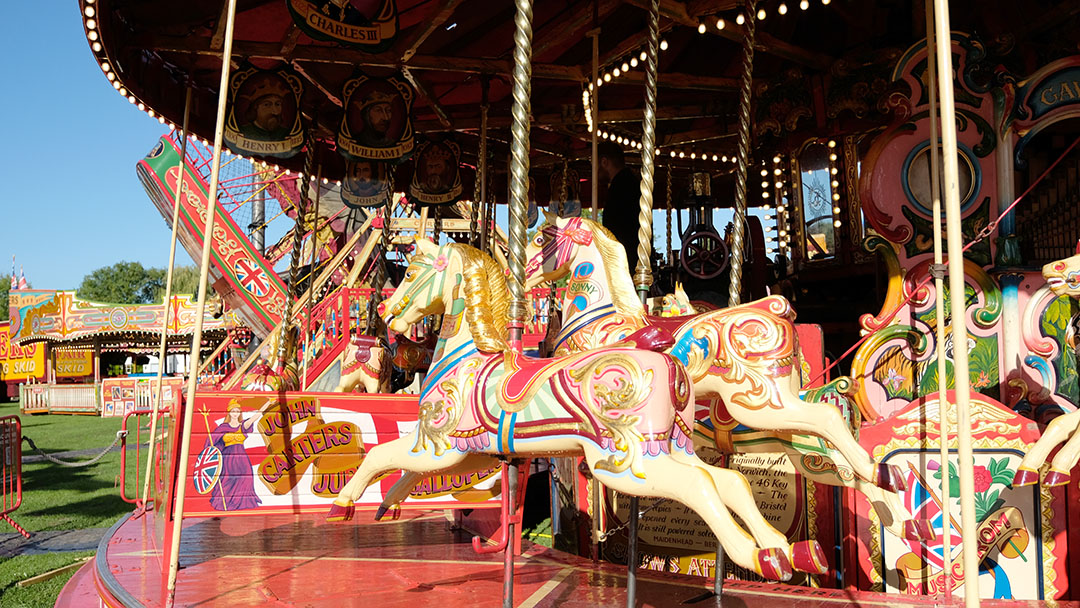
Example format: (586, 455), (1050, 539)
(1, 401), (140, 607)
(0, 551), (95, 608)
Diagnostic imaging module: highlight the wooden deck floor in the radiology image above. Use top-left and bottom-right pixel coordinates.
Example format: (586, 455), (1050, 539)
(56, 509), (1080, 608)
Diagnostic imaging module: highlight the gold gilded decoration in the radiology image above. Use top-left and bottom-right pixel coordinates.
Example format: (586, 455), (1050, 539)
(568, 353), (652, 478)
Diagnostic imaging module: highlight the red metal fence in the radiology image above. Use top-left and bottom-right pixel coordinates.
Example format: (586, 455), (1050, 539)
(0, 415), (28, 538)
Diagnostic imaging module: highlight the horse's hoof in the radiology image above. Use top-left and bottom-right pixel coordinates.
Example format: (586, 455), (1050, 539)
(789, 541), (828, 574)
(755, 547), (793, 582)
(903, 519), (936, 542)
(326, 501), (355, 522)
(1044, 468), (1071, 487)
(1012, 467), (1041, 487)
(374, 504), (390, 521)
(876, 462), (907, 493)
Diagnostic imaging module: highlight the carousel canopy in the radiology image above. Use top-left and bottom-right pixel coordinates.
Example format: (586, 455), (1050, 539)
(82, 0), (1080, 206)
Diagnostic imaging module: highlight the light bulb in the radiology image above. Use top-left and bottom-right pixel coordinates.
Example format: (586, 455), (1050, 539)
(640, 51), (647, 61)
(779, 3), (788, 14)
(630, 57), (638, 67)
(679, 151), (686, 158)
(822, 0), (831, 5)
(92, 42), (102, 52)
(622, 62), (629, 72)
(800, 0), (809, 8)
(774, 168), (782, 175)
(761, 181), (769, 189)
(660, 39), (668, 51)
(828, 140), (837, 148)
(775, 182), (783, 189)
(833, 193), (841, 201)
(712, 155), (719, 161)
(603, 73), (611, 82)
(833, 206), (841, 214)
(831, 180), (839, 188)
(717, 18), (726, 29)
(833, 220), (842, 227)
(690, 152), (697, 159)
(722, 155), (728, 162)
(761, 191), (770, 198)
(613, 68), (621, 77)
(84, 6), (95, 16)
(831, 167), (838, 175)
(757, 8), (766, 20)
(698, 22), (707, 34)
(760, 169), (768, 177)
(670, 150), (677, 157)
(829, 153), (838, 161)
(773, 155), (781, 163)
(736, 13), (745, 25)
(763, 204), (771, 210)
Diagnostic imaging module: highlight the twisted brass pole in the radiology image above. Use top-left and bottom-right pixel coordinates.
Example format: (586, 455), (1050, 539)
(278, 129), (317, 370)
(666, 166), (673, 265)
(368, 167), (395, 336)
(728, 2), (756, 307)
(506, 0), (534, 347)
(634, 0), (659, 295)
(472, 87), (489, 247)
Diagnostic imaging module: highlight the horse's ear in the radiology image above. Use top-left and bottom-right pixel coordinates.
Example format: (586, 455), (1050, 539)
(542, 209), (557, 225)
(1075, 239), (1080, 255)
(414, 237), (438, 254)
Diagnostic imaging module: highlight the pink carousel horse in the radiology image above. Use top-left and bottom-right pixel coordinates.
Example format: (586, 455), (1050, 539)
(525, 215), (931, 542)
(326, 240), (831, 580)
(1014, 245), (1080, 487)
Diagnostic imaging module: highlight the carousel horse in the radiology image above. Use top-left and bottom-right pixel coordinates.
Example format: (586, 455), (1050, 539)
(327, 240), (830, 580)
(1013, 247), (1080, 487)
(525, 215), (931, 542)
(659, 282), (697, 317)
(334, 334), (389, 393)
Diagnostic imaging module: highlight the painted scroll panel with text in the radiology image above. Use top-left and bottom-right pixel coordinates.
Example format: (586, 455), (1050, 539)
(182, 392), (499, 517)
(853, 393), (1069, 600)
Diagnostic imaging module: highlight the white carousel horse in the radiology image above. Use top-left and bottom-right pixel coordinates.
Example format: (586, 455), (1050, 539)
(524, 215), (931, 542)
(333, 334), (388, 393)
(1014, 247), (1080, 487)
(327, 240), (831, 580)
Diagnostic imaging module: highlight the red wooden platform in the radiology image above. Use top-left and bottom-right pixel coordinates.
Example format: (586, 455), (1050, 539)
(57, 509), (1080, 608)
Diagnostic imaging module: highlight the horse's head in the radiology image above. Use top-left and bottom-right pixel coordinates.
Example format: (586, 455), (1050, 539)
(1043, 242), (1080, 298)
(379, 238), (460, 333)
(524, 213), (595, 289)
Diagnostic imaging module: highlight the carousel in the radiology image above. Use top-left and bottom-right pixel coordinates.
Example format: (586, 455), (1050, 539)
(42, 0), (1080, 606)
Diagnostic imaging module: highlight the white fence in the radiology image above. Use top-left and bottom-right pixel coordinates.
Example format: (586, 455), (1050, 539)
(18, 383), (100, 415)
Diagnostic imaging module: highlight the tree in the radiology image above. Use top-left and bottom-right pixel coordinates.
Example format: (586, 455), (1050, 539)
(77, 262), (163, 304)
(145, 265), (201, 302)
(0, 275), (8, 322)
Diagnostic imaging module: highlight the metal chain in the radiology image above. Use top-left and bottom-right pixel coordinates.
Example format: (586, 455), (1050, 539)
(597, 498), (669, 542)
(22, 432), (125, 468)
(728, 1), (757, 307)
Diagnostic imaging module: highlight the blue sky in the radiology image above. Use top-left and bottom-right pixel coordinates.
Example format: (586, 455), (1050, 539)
(0, 4), (170, 290)
(0, 4), (778, 292)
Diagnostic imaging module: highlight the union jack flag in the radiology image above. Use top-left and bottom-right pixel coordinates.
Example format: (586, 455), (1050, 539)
(234, 258), (269, 297)
(193, 445), (222, 495)
(902, 467), (959, 569)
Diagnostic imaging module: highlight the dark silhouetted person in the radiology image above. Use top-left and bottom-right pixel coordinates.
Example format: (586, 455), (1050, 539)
(599, 141), (642, 272)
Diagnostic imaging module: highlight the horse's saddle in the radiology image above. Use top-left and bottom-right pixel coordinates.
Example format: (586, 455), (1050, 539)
(644, 314), (696, 339)
(617, 325), (677, 352)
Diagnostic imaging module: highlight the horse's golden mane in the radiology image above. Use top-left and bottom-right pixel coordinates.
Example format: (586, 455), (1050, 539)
(573, 217), (646, 318)
(448, 243), (510, 353)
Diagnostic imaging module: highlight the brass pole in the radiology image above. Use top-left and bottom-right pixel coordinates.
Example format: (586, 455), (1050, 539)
(931, 1), (979, 605)
(142, 85), (192, 510)
(302, 163), (322, 390)
(506, 0), (534, 350)
(633, 0), (659, 297)
(924, 3), (952, 600)
(728, 1), (757, 307)
(167, 0), (237, 595)
(590, 30), (600, 218)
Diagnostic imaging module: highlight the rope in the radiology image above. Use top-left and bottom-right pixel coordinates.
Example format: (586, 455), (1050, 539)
(507, 0), (534, 329)
(22, 432), (125, 468)
(728, 1), (757, 307)
(634, 0), (659, 294)
(811, 133), (1080, 384)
